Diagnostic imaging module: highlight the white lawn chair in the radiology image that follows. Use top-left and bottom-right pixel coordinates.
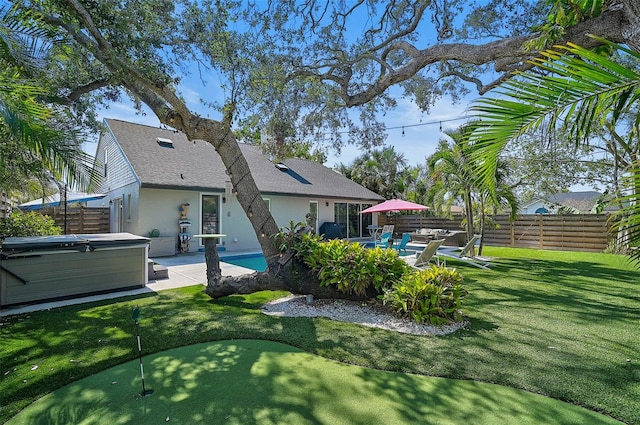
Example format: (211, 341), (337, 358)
(437, 235), (491, 269)
(413, 239), (445, 269)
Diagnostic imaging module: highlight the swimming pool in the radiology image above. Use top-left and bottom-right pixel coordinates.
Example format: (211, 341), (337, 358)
(221, 244), (418, 272)
(221, 253), (267, 272)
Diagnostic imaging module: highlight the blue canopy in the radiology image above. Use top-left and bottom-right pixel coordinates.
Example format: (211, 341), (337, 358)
(18, 192), (106, 211)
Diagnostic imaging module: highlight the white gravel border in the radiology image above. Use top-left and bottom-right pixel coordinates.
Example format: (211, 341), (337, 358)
(261, 294), (467, 336)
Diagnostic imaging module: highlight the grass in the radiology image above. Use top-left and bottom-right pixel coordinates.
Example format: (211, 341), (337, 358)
(4, 340), (624, 424)
(1, 247), (639, 424)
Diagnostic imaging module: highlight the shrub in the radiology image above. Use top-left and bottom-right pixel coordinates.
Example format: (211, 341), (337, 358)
(272, 220), (307, 252)
(295, 234), (410, 296)
(382, 265), (467, 325)
(0, 211), (62, 237)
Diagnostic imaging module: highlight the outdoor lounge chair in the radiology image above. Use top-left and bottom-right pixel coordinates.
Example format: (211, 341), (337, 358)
(375, 231), (393, 248)
(412, 228), (433, 243)
(412, 239), (445, 268)
(394, 232), (412, 253)
(437, 235), (491, 269)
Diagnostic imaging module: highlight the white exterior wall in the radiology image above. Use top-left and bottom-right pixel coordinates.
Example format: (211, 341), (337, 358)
(96, 130), (139, 192)
(521, 199), (557, 214)
(132, 188), (359, 253)
(108, 182), (141, 234)
(137, 188), (204, 241)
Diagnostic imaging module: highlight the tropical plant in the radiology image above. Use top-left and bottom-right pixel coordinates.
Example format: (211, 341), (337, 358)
(427, 126), (518, 253)
(295, 235), (410, 296)
(271, 220), (307, 253)
(381, 264), (467, 325)
(470, 39), (640, 263)
(0, 5), (100, 194)
(428, 130), (477, 242)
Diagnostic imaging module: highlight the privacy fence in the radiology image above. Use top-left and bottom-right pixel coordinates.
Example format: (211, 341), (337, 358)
(39, 206), (110, 234)
(379, 214), (613, 253)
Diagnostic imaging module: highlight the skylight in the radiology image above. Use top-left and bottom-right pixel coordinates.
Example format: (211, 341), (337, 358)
(156, 137), (174, 148)
(275, 163), (289, 171)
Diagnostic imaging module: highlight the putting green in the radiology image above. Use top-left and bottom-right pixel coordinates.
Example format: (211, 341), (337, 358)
(7, 340), (621, 425)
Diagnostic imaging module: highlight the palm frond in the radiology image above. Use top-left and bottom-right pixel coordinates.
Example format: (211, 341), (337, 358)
(468, 38), (640, 265)
(469, 39), (640, 190)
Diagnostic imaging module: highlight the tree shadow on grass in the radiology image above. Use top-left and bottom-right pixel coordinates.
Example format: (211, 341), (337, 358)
(6, 340), (624, 425)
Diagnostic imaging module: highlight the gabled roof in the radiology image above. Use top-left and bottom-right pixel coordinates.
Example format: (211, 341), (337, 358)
(103, 119), (383, 201)
(521, 191), (610, 213)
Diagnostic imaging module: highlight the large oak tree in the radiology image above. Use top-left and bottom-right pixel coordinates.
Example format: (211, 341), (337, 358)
(13, 0), (640, 295)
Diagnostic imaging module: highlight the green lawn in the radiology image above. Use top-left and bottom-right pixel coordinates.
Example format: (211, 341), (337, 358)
(1, 247), (638, 424)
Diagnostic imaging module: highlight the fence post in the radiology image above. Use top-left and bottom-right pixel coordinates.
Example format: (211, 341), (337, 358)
(510, 221), (515, 247)
(539, 214), (544, 249)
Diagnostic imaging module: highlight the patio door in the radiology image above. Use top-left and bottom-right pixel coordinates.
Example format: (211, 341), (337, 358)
(200, 195), (220, 244)
(111, 198), (123, 233)
(334, 202), (373, 238)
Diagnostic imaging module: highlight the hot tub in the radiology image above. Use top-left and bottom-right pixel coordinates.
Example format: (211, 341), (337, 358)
(0, 233), (149, 307)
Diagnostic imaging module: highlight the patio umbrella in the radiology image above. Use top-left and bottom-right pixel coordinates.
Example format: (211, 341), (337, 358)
(360, 199), (429, 214)
(18, 192), (107, 211)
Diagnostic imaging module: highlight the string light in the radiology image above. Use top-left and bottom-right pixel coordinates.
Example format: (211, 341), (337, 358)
(323, 115), (471, 136)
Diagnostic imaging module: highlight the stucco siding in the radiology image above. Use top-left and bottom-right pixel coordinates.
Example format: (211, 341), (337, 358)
(133, 190), (366, 253)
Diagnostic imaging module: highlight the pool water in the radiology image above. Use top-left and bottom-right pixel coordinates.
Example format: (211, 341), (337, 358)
(221, 245), (418, 272)
(221, 253), (267, 272)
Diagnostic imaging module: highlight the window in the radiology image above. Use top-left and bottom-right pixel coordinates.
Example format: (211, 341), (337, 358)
(201, 195), (220, 235)
(263, 198), (270, 210)
(309, 201), (318, 233)
(103, 149), (108, 178)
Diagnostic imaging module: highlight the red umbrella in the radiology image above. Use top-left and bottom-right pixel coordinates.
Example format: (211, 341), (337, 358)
(361, 199), (429, 214)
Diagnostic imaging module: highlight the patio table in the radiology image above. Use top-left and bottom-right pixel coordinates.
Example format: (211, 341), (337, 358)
(367, 225), (382, 241)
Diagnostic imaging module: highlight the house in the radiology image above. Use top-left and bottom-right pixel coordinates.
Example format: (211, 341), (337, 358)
(93, 119), (384, 255)
(520, 191), (610, 214)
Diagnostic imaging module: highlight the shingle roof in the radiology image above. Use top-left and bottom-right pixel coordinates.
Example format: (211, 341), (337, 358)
(104, 119), (384, 201)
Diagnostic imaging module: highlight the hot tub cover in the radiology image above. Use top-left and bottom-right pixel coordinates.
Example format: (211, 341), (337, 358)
(1, 233), (149, 256)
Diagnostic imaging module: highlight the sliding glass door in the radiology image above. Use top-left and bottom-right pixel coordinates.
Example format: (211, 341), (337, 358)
(334, 202), (373, 238)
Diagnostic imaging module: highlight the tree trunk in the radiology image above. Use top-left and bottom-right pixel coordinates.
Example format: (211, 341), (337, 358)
(204, 251), (380, 301)
(463, 189), (475, 255)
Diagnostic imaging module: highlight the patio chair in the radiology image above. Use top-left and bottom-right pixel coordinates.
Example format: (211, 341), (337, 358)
(437, 235), (491, 270)
(394, 232), (412, 254)
(413, 239), (445, 268)
(375, 231), (393, 248)
(381, 225), (394, 235)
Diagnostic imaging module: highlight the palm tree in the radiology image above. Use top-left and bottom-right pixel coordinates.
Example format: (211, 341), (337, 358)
(0, 5), (99, 194)
(428, 125), (518, 254)
(427, 133), (477, 244)
(342, 146), (411, 199)
(469, 38), (640, 263)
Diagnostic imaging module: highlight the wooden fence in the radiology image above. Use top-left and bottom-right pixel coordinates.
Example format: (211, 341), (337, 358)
(40, 206), (110, 234)
(379, 214), (612, 252)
